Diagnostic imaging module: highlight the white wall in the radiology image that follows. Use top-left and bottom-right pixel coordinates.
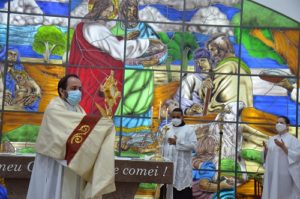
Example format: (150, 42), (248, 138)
(252, 0), (300, 22)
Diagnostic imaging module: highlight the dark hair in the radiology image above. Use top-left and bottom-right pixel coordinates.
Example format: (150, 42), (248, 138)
(194, 48), (211, 60)
(119, 0), (138, 20)
(278, 115), (290, 125)
(172, 107), (183, 115)
(84, 0), (112, 21)
(57, 74), (80, 97)
(193, 48), (211, 72)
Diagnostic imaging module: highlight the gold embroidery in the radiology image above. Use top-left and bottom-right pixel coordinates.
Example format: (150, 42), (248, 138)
(70, 125), (91, 144)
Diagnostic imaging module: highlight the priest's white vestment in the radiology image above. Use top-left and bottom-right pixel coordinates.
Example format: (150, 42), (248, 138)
(27, 97), (116, 199)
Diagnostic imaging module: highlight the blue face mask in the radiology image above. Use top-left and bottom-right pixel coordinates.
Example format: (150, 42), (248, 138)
(66, 90), (82, 106)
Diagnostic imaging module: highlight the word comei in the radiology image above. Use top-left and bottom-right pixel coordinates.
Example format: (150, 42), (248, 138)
(115, 166), (169, 177)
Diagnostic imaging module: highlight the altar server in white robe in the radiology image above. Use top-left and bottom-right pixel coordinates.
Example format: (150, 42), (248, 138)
(262, 116), (300, 199)
(160, 108), (197, 199)
(27, 74), (116, 199)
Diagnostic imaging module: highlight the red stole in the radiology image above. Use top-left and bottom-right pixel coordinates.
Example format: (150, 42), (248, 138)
(65, 115), (100, 164)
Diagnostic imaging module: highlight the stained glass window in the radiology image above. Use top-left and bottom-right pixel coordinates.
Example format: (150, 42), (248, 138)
(0, 0), (299, 198)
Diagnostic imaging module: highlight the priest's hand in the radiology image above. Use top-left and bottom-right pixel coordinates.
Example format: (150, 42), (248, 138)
(168, 136), (177, 145)
(274, 139), (288, 155)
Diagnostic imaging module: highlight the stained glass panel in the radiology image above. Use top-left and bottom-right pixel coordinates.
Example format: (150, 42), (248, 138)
(0, 0), (299, 198)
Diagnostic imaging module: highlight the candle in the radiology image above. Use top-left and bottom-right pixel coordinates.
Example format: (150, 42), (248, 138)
(158, 101), (161, 120)
(151, 106), (154, 124)
(166, 108), (168, 122)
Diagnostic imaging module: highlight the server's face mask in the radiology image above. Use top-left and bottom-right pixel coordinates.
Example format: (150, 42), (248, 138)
(171, 118), (182, 126)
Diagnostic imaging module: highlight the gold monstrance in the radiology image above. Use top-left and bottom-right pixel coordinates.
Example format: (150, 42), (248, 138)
(95, 70), (120, 118)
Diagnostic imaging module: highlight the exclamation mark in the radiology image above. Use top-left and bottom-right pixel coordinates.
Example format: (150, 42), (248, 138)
(163, 166), (168, 176)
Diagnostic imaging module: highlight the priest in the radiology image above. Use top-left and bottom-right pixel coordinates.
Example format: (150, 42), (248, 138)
(27, 74), (116, 199)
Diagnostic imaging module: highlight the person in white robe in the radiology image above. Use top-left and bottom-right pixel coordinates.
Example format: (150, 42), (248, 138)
(160, 108), (197, 199)
(262, 116), (300, 199)
(27, 74), (116, 199)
